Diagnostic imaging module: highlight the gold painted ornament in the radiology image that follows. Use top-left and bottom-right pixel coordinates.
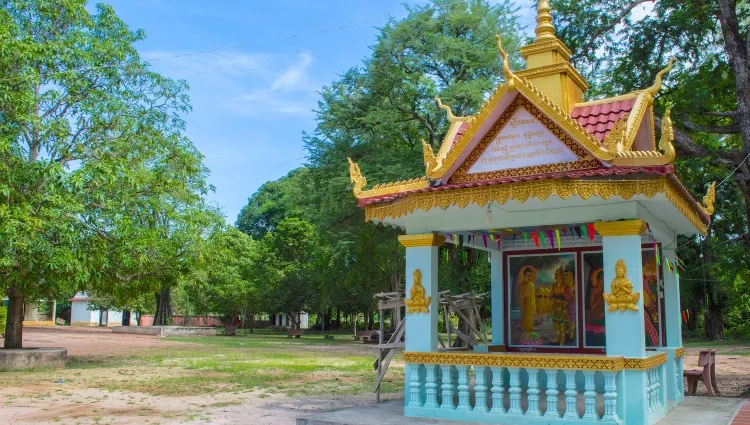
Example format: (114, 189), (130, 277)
(603, 259), (640, 312)
(404, 269), (431, 314)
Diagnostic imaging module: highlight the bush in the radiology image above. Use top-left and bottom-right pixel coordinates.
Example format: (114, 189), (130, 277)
(0, 306), (6, 337)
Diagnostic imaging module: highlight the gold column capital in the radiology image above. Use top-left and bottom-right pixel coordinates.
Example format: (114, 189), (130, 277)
(593, 219), (647, 236)
(398, 233), (446, 248)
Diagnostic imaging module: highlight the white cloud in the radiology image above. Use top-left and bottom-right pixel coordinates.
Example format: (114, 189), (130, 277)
(143, 49), (318, 118)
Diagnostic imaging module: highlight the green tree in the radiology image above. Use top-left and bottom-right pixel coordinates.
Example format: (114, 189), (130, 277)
(0, 1), (212, 347)
(183, 226), (259, 323)
(256, 218), (326, 329)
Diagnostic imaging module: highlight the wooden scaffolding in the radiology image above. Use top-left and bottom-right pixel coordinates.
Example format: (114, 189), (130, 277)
(372, 290), (488, 401)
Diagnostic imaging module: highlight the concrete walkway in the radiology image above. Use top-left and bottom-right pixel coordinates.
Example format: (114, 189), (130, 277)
(296, 397), (744, 425)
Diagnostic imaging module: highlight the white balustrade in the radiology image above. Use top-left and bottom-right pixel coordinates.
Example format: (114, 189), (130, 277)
(404, 358), (626, 424)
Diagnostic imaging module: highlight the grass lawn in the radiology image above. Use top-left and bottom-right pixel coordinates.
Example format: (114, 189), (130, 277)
(2, 333), (404, 398)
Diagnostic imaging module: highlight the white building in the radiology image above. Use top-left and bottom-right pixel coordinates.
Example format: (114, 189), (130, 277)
(70, 292), (131, 326)
(271, 312), (309, 329)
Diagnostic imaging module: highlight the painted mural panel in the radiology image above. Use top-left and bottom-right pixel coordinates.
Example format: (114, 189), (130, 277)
(507, 253), (577, 348)
(582, 248), (664, 348)
(582, 251), (605, 347)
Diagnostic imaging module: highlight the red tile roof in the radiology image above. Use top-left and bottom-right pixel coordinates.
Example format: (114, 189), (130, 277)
(571, 97), (637, 142)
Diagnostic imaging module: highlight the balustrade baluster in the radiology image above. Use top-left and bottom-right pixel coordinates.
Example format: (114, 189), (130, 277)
(656, 365), (663, 408)
(674, 359), (681, 399)
(490, 366), (505, 414)
(507, 367), (523, 415)
(601, 372), (619, 423)
(544, 369), (560, 418)
(526, 368), (541, 416)
(474, 366), (490, 413)
(582, 370), (598, 420)
(440, 365), (456, 410)
(563, 370), (579, 419)
(456, 365), (472, 411)
(648, 368), (656, 412)
(408, 363), (423, 407)
(424, 364), (439, 408)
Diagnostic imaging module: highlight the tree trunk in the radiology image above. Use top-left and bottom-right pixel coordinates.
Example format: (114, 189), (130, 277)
(4, 287), (24, 349)
(704, 308), (725, 340)
(153, 285), (172, 326)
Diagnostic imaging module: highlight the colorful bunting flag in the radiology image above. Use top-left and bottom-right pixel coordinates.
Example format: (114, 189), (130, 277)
(555, 229), (561, 251)
(546, 230), (555, 248)
(587, 223), (596, 242)
(482, 235), (488, 248)
(532, 232), (540, 247)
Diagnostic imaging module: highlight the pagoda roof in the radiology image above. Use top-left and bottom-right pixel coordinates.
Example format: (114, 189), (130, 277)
(347, 3), (715, 237)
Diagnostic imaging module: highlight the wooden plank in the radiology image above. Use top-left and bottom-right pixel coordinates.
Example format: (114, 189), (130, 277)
(378, 298), (404, 310)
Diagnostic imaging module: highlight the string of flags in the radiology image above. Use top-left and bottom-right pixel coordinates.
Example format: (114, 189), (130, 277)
(446, 223), (599, 252)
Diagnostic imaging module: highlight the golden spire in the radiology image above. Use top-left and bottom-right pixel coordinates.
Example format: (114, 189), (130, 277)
(534, 0), (557, 42)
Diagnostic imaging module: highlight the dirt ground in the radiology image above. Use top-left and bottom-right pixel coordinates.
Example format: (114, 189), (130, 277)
(0, 328), (747, 425)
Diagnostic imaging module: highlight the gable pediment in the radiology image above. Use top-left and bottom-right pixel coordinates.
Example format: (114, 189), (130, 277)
(449, 95), (600, 183)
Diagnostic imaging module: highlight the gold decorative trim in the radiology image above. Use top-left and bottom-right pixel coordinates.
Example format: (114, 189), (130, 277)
(593, 220), (647, 236)
(574, 93), (638, 107)
(436, 98), (473, 124)
(519, 39), (572, 60)
(405, 351), (668, 371)
(398, 234), (446, 248)
(347, 158), (367, 197)
(675, 348), (685, 359)
(404, 351), (625, 371)
(622, 353), (668, 370)
(611, 108), (676, 166)
(623, 59), (676, 151)
(514, 78), (615, 161)
(404, 269), (431, 314)
(364, 178), (708, 234)
(449, 96), (599, 183)
(603, 259), (640, 311)
(516, 62), (589, 92)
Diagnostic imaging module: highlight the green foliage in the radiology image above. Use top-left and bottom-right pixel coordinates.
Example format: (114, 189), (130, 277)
(0, 0), (217, 345)
(255, 218), (328, 326)
(0, 307), (6, 336)
(181, 226), (258, 319)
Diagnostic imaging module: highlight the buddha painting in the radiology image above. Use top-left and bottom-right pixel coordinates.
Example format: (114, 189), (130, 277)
(404, 268), (431, 313)
(518, 266), (537, 334)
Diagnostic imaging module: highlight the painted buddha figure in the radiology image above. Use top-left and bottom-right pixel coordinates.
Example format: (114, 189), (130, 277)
(604, 259), (640, 311)
(588, 268), (605, 320)
(404, 269), (431, 313)
(550, 265), (570, 344)
(518, 266), (537, 334)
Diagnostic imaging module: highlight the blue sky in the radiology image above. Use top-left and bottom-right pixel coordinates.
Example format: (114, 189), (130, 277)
(101, 1), (541, 222)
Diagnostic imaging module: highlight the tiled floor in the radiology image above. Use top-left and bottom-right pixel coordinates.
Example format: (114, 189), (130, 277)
(732, 401), (750, 425)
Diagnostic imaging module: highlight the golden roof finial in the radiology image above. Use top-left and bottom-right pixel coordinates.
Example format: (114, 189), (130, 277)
(347, 157), (367, 197)
(534, 0), (557, 42)
(435, 98), (461, 123)
(495, 35), (515, 85)
(645, 58), (676, 99)
(422, 139), (438, 173)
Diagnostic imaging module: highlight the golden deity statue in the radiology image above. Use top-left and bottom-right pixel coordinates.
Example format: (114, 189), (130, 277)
(518, 266), (537, 333)
(563, 270), (577, 339)
(404, 269), (431, 313)
(603, 259), (640, 311)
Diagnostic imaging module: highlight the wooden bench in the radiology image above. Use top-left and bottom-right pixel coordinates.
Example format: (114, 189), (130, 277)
(353, 330), (374, 342)
(223, 324), (237, 336)
(683, 349), (719, 396)
(287, 329), (303, 338)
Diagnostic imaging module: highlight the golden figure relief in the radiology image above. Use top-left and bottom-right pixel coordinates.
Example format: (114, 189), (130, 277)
(604, 259), (640, 311)
(550, 266), (573, 345)
(518, 266), (537, 334)
(404, 269), (431, 314)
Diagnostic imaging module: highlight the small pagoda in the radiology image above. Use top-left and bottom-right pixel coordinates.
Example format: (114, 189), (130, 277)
(349, 1), (713, 424)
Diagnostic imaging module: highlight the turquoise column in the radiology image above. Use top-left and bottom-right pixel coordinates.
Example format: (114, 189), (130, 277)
(595, 220), (648, 425)
(490, 250), (504, 347)
(399, 233), (443, 412)
(662, 247), (685, 404)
